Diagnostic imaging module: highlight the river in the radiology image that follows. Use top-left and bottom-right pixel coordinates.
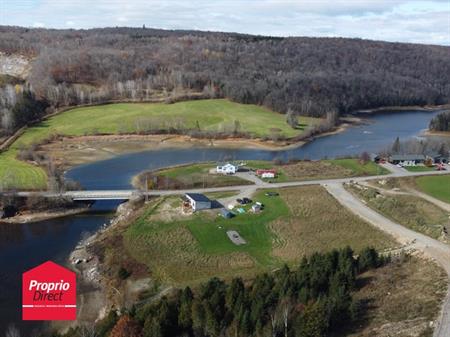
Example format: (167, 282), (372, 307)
(0, 109), (444, 335)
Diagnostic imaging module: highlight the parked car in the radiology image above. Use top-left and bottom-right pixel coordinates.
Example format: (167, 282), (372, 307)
(265, 192), (279, 197)
(236, 198), (244, 204)
(242, 197), (252, 204)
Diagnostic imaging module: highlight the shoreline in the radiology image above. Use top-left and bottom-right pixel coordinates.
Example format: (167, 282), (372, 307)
(423, 130), (450, 137)
(0, 206), (90, 224)
(40, 117), (361, 172)
(354, 104), (450, 114)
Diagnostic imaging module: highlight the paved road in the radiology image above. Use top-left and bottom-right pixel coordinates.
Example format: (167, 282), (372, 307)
(12, 164), (450, 200)
(324, 182), (450, 337)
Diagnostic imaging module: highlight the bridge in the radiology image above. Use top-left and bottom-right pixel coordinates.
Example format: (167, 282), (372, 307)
(11, 164), (450, 201)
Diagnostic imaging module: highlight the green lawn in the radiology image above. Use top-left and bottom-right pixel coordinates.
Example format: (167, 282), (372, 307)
(416, 175), (450, 203)
(136, 163), (252, 190)
(403, 166), (435, 172)
(328, 159), (389, 176)
(124, 191), (289, 283)
(0, 99), (320, 190)
(185, 191), (288, 266)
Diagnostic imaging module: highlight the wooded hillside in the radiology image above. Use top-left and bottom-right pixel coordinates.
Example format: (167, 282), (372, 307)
(0, 26), (449, 134)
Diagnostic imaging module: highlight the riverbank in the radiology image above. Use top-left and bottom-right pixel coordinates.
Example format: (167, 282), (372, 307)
(0, 206), (90, 224)
(56, 197), (152, 334)
(355, 104), (450, 114)
(423, 130), (450, 137)
(39, 116), (362, 171)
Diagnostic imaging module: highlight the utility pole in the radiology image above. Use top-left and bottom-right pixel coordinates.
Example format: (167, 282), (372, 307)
(145, 175), (149, 202)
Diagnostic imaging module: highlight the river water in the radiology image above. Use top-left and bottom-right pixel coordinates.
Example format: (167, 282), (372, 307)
(0, 109), (444, 335)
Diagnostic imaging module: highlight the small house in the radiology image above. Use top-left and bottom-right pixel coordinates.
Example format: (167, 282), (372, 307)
(216, 163), (238, 175)
(220, 208), (234, 218)
(256, 169), (276, 178)
(185, 193), (211, 211)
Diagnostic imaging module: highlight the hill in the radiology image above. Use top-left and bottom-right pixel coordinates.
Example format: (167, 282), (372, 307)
(0, 99), (319, 190)
(0, 26), (449, 136)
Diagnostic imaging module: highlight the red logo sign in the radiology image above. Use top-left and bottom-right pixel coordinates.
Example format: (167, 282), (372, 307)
(22, 261), (76, 320)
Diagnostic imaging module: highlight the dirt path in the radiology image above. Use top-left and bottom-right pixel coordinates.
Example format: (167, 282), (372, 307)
(324, 182), (450, 337)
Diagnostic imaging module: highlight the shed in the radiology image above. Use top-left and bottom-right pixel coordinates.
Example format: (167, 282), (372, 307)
(185, 193), (212, 211)
(251, 204), (261, 213)
(220, 208), (234, 218)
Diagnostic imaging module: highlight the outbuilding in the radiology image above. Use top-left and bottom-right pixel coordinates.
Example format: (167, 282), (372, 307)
(185, 193), (212, 211)
(220, 208), (234, 218)
(256, 169), (276, 178)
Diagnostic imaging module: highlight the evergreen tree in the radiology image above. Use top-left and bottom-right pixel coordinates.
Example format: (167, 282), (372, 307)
(391, 137), (401, 154)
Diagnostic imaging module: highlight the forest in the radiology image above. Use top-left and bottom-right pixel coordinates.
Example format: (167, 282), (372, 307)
(0, 26), (449, 136)
(62, 247), (386, 337)
(429, 110), (450, 132)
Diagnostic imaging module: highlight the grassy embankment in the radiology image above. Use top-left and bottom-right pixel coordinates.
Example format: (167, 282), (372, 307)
(122, 186), (395, 285)
(347, 184), (450, 242)
(0, 99), (320, 190)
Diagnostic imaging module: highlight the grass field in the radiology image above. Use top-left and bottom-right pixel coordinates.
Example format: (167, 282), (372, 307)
(348, 184), (450, 242)
(245, 159), (388, 183)
(122, 186), (396, 284)
(0, 99), (320, 190)
(135, 163), (252, 190)
(329, 158), (388, 176)
(416, 175), (450, 203)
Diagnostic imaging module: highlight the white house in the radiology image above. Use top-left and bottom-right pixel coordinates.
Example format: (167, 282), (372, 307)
(216, 163), (238, 175)
(185, 193), (212, 211)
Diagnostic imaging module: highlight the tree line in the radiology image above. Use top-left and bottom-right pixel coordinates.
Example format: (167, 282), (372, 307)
(0, 26), (449, 137)
(61, 246), (387, 337)
(429, 110), (450, 132)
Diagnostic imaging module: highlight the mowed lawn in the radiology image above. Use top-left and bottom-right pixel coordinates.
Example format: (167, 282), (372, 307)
(416, 175), (450, 203)
(123, 186), (396, 285)
(0, 99), (320, 190)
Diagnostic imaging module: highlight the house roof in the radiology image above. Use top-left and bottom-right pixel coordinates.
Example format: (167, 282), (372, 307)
(186, 193), (211, 202)
(390, 154), (426, 161)
(217, 162), (237, 167)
